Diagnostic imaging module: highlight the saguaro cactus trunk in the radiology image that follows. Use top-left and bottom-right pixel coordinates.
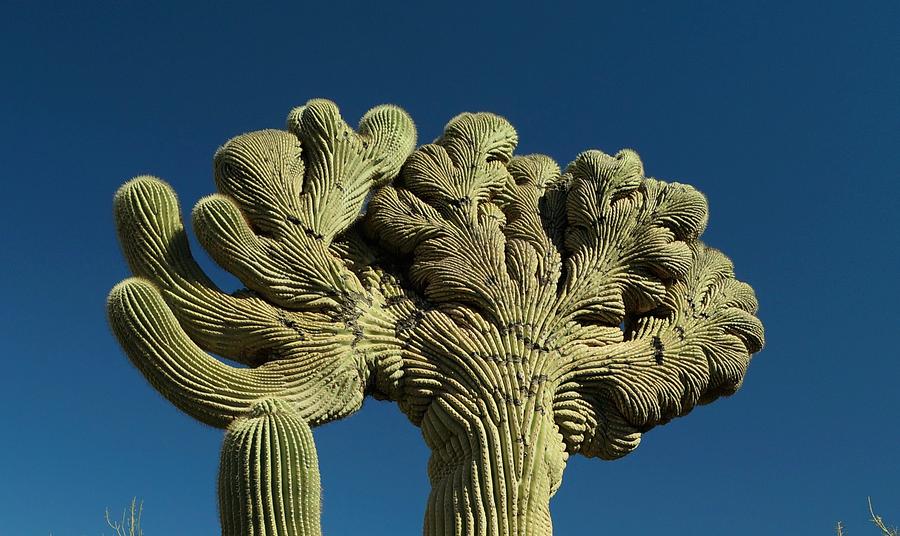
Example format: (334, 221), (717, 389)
(108, 99), (764, 535)
(423, 386), (564, 536)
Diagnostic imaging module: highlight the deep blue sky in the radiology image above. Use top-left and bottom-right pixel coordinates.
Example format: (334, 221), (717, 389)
(1, 1), (897, 534)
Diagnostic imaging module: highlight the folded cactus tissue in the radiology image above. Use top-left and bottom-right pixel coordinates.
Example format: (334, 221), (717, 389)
(108, 99), (764, 536)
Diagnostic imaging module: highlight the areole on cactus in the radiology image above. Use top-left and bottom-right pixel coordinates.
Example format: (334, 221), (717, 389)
(107, 98), (764, 536)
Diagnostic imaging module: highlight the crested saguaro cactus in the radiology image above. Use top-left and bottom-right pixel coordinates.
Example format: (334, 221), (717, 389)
(108, 99), (764, 536)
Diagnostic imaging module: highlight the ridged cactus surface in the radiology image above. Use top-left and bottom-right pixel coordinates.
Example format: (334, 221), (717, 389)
(219, 399), (321, 536)
(108, 99), (764, 536)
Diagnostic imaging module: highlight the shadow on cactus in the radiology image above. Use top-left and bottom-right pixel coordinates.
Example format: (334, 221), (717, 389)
(107, 98), (764, 536)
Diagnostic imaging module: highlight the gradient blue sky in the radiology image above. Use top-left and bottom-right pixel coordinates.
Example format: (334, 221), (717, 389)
(1, 1), (897, 534)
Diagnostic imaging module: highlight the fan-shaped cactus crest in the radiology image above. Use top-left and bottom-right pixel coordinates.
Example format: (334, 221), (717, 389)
(108, 98), (764, 536)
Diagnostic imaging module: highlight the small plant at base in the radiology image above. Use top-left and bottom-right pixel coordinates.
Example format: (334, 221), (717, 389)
(868, 497), (898, 536)
(836, 498), (897, 536)
(105, 497), (143, 536)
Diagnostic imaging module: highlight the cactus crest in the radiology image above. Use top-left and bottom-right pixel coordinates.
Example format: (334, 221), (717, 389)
(108, 99), (763, 536)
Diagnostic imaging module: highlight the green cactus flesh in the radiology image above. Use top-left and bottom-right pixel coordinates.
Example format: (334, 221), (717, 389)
(219, 398), (321, 536)
(108, 99), (764, 536)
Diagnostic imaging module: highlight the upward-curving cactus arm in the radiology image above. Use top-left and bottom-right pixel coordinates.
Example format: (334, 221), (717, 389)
(108, 99), (418, 535)
(219, 398), (322, 536)
(108, 277), (291, 427)
(113, 177), (311, 369)
(110, 176), (379, 427)
(109, 100), (417, 427)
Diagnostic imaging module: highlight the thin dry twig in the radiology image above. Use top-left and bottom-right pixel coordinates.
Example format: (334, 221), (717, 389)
(105, 497), (143, 536)
(868, 497), (898, 536)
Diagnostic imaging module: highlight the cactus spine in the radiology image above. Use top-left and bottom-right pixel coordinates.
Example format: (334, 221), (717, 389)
(108, 99), (763, 535)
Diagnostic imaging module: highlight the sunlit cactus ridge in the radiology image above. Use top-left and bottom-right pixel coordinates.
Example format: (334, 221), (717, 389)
(107, 98), (764, 536)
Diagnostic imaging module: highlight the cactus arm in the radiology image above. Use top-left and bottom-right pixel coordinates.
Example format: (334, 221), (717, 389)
(107, 278), (289, 428)
(113, 98), (421, 424)
(114, 177), (311, 367)
(219, 399), (322, 536)
(112, 177), (399, 426)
